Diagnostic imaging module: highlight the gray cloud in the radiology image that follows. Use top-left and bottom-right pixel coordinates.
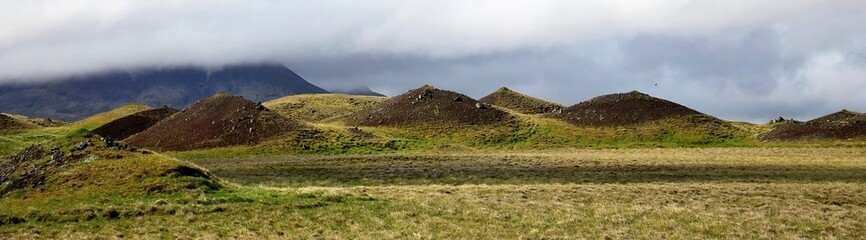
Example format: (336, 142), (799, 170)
(1, 0), (865, 122)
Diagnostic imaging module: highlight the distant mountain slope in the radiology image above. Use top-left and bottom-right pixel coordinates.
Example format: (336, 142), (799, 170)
(0, 63), (328, 121)
(328, 86), (386, 97)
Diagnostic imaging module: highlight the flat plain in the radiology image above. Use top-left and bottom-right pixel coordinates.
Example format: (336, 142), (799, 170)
(7, 148), (857, 238)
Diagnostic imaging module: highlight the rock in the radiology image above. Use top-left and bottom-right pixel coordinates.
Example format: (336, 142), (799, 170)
(75, 141), (89, 150)
(475, 103), (490, 109)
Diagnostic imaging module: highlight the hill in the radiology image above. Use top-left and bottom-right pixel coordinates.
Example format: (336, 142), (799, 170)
(264, 94), (387, 122)
(0, 113), (66, 128)
(69, 104), (153, 130)
(344, 85), (511, 126)
(479, 87), (563, 114)
(0, 130), (219, 197)
(0, 63), (328, 121)
(92, 107), (179, 140)
(126, 94), (305, 151)
(0, 114), (30, 133)
(761, 110), (866, 141)
(550, 91), (708, 127)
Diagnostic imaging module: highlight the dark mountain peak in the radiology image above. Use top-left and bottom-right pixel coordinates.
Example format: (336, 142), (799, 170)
(328, 86), (386, 97)
(0, 63), (329, 121)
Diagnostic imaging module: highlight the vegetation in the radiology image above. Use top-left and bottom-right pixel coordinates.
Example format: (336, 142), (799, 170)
(264, 93), (387, 122)
(3, 148), (866, 238)
(3, 91), (866, 238)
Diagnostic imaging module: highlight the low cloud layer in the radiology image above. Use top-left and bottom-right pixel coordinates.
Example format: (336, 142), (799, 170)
(1, 0), (865, 122)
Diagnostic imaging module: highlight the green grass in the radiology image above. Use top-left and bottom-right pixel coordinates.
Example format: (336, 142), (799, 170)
(5, 100), (866, 238)
(4, 148), (866, 238)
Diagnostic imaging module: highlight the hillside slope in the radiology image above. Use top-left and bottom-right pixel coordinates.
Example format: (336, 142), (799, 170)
(126, 94), (305, 151)
(264, 94), (387, 122)
(550, 91), (708, 127)
(345, 85), (511, 126)
(479, 87), (563, 115)
(92, 107), (179, 140)
(761, 110), (866, 141)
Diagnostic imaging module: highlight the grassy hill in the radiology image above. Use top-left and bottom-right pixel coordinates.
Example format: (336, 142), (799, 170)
(264, 93), (386, 122)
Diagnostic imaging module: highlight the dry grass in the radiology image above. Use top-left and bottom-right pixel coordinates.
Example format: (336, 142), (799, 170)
(263, 93), (387, 122)
(4, 143), (866, 238)
(68, 104), (152, 130)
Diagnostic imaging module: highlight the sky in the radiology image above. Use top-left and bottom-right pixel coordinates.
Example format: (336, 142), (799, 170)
(1, 0), (866, 122)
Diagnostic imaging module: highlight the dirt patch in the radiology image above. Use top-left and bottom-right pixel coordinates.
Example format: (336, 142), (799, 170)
(345, 85), (511, 126)
(479, 87), (563, 115)
(126, 93), (305, 151)
(92, 107), (179, 140)
(761, 110), (866, 141)
(549, 91), (712, 127)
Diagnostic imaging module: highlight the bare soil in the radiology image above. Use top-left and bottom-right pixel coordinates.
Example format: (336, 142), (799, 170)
(126, 94), (305, 151)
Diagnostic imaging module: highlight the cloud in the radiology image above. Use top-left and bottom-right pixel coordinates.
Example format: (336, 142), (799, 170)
(1, 0), (865, 121)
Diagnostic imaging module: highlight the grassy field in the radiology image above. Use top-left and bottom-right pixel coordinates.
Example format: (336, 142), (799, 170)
(3, 101), (866, 238)
(5, 148), (864, 238)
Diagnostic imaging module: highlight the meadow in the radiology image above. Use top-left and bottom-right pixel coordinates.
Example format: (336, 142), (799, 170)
(4, 148), (864, 238)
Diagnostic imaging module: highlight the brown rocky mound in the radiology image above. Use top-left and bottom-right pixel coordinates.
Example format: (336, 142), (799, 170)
(346, 85), (511, 126)
(92, 107), (179, 140)
(126, 93), (305, 151)
(550, 91), (708, 127)
(761, 110), (866, 141)
(479, 87), (563, 114)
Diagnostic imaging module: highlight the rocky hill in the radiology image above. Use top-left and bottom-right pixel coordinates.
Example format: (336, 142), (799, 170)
(479, 87), (563, 114)
(345, 85), (511, 126)
(126, 94), (305, 151)
(550, 91), (709, 127)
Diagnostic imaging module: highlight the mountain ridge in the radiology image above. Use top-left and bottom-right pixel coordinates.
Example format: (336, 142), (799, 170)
(0, 63), (328, 121)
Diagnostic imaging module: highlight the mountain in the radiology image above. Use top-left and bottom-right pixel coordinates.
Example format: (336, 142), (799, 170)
(328, 86), (386, 97)
(0, 63), (328, 121)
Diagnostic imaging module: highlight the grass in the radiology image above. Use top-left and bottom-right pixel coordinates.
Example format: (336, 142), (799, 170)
(4, 148), (866, 238)
(4, 98), (866, 238)
(189, 148), (866, 187)
(263, 93), (387, 122)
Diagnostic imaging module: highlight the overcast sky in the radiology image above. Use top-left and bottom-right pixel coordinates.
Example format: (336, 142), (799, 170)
(2, 0), (865, 122)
